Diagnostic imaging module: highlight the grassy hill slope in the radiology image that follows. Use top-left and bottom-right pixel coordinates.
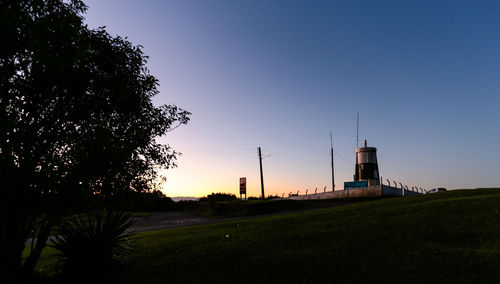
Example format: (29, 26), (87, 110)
(36, 188), (500, 283)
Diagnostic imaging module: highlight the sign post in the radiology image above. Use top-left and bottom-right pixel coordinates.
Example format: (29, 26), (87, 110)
(239, 177), (247, 200)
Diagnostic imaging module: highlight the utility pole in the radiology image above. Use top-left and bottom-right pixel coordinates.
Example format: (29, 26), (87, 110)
(258, 147), (265, 200)
(330, 132), (335, 191)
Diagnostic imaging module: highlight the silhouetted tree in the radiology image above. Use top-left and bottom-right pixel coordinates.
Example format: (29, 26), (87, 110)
(199, 193), (238, 202)
(0, 0), (190, 280)
(110, 189), (176, 212)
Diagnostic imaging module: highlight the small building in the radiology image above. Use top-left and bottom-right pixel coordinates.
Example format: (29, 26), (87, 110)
(344, 140), (380, 189)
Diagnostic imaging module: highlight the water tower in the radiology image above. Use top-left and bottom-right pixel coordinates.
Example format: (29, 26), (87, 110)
(354, 140), (380, 186)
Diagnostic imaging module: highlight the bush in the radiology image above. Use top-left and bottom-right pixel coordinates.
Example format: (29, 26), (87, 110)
(109, 190), (176, 212)
(198, 201), (247, 216)
(174, 200), (200, 211)
(51, 210), (136, 279)
(199, 193), (237, 202)
(266, 194), (281, 200)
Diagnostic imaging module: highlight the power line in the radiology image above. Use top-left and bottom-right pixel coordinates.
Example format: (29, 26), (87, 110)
(182, 151), (255, 156)
(266, 149), (355, 168)
(268, 152), (324, 165)
(179, 147), (255, 153)
(333, 151), (354, 165)
(270, 156), (327, 169)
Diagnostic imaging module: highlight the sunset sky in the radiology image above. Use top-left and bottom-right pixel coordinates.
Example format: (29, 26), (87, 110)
(84, 0), (500, 197)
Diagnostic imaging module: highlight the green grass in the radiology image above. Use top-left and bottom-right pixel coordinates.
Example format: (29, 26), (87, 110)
(197, 197), (382, 217)
(129, 211), (156, 217)
(23, 245), (59, 278)
(32, 188), (500, 283)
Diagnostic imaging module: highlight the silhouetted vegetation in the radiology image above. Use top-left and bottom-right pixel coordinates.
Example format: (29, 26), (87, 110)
(199, 192), (238, 202)
(52, 211), (135, 281)
(247, 194), (280, 200)
(0, 0), (189, 280)
(247, 196), (261, 200)
(265, 194), (281, 200)
(108, 190), (176, 212)
(173, 200), (200, 211)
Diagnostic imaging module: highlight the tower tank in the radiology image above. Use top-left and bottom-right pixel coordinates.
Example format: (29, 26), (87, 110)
(354, 140), (380, 186)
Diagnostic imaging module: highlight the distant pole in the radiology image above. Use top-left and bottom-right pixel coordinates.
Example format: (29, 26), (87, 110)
(258, 147), (265, 200)
(330, 132), (335, 191)
(356, 113), (359, 148)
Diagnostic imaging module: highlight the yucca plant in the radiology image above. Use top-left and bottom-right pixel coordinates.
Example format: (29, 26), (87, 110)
(51, 210), (136, 277)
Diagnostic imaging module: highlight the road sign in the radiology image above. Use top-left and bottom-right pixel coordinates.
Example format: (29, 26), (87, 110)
(240, 177), (246, 194)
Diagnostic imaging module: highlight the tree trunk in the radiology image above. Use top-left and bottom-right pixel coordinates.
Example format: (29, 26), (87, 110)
(22, 219), (54, 276)
(0, 210), (27, 283)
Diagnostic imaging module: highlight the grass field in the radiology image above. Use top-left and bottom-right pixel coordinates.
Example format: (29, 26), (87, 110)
(196, 197), (382, 217)
(31, 188), (500, 283)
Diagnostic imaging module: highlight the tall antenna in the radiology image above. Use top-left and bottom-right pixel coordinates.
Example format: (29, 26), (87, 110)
(330, 132), (335, 191)
(258, 147), (265, 200)
(330, 132), (333, 148)
(356, 113), (359, 148)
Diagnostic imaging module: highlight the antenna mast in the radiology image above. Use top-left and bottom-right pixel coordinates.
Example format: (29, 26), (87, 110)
(330, 132), (335, 191)
(258, 147), (265, 200)
(356, 113), (359, 148)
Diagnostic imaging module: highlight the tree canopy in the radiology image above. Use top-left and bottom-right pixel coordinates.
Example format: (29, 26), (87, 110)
(0, 0), (190, 279)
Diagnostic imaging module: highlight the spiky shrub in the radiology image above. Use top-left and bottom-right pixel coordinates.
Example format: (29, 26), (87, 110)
(52, 210), (135, 277)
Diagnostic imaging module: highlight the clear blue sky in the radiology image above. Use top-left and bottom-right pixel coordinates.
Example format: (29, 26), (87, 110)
(84, 0), (500, 197)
